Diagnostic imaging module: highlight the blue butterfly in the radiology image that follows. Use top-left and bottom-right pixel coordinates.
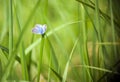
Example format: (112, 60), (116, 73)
(32, 24), (47, 35)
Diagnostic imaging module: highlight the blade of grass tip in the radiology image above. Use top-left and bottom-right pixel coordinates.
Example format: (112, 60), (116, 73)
(1, 0), (41, 81)
(14, 1), (29, 80)
(74, 65), (120, 74)
(62, 36), (80, 82)
(37, 35), (45, 82)
(98, 59), (120, 82)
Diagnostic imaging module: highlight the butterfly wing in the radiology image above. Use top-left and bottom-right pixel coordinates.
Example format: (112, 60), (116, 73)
(42, 24), (47, 33)
(32, 24), (43, 34)
(32, 24), (47, 35)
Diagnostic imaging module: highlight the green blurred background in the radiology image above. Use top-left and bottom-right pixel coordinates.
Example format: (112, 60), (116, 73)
(0, 0), (120, 82)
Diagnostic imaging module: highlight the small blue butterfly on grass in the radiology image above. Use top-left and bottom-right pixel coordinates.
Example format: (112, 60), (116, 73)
(32, 24), (47, 35)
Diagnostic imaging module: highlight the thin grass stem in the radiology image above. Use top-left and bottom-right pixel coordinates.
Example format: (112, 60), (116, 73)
(37, 35), (45, 82)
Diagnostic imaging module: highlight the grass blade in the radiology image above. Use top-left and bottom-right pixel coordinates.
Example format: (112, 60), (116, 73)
(74, 65), (119, 74)
(37, 35), (45, 82)
(9, 0), (13, 58)
(1, 0), (41, 81)
(62, 36), (80, 82)
(50, 67), (62, 81)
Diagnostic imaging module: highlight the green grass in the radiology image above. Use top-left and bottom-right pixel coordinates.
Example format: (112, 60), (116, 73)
(0, 0), (120, 82)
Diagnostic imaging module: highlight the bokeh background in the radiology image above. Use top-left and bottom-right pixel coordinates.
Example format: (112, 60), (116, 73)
(0, 0), (120, 82)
